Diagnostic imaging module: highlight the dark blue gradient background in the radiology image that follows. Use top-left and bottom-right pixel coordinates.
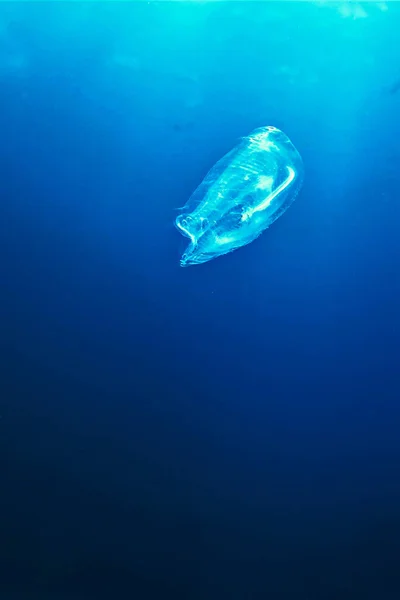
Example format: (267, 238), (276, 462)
(1, 2), (400, 599)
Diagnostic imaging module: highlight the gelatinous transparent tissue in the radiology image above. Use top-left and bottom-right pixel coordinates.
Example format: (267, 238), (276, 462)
(175, 126), (304, 267)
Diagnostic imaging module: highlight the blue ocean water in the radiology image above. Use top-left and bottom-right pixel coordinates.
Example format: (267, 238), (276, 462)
(1, 2), (400, 599)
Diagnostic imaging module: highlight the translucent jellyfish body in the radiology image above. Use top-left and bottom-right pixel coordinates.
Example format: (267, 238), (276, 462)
(175, 126), (304, 267)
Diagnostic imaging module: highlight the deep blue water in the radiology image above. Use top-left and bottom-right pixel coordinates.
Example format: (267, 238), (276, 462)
(1, 2), (400, 599)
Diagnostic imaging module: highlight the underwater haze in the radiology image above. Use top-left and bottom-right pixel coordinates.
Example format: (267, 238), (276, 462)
(1, 2), (400, 599)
